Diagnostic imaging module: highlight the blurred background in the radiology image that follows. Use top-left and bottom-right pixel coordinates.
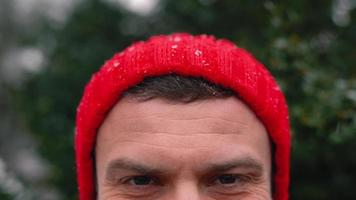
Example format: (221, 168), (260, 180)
(0, 0), (355, 199)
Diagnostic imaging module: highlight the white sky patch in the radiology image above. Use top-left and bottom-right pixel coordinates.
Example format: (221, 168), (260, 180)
(17, 48), (45, 72)
(0, 157), (25, 197)
(13, 0), (80, 26)
(104, 0), (160, 16)
(332, 0), (356, 26)
(13, 149), (49, 182)
(1, 47), (45, 85)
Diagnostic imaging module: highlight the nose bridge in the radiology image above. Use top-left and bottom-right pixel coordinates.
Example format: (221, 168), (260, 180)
(170, 180), (202, 200)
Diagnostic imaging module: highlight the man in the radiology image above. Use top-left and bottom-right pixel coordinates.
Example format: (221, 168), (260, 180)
(75, 33), (291, 200)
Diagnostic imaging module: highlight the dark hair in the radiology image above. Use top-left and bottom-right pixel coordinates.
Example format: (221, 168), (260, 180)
(123, 74), (235, 102)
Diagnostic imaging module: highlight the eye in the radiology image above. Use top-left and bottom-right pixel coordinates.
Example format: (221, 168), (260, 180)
(214, 174), (246, 187)
(125, 176), (154, 186)
(218, 174), (238, 184)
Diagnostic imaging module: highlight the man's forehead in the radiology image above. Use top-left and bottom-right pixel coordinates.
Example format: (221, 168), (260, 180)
(96, 95), (269, 152)
(104, 96), (259, 127)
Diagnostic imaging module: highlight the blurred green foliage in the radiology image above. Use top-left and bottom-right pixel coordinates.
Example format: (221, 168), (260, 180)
(0, 190), (12, 200)
(13, 0), (355, 199)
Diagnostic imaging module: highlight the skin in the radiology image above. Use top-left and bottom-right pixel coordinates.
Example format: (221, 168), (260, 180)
(95, 96), (272, 200)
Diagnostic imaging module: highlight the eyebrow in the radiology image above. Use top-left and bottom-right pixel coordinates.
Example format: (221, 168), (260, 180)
(202, 157), (264, 175)
(105, 159), (166, 182)
(105, 157), (264, 182)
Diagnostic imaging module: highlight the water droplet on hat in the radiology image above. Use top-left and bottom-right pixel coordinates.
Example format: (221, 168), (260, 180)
(113, 61), (120, 67)
(200, 34), (209, 39)
(195, 49), (202, 56)
(273, 85), (281, 91)
(202, 60), (209, 66)
(173, 36), (182, 42)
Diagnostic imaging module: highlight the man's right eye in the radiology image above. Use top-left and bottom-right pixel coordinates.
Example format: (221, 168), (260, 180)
(120, 175), (157, 186)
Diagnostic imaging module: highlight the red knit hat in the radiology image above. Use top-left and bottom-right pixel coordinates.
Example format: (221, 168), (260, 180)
(75, 33), (291, 200)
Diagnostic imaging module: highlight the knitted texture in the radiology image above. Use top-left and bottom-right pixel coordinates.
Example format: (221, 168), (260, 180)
(75, 33), (291, 200)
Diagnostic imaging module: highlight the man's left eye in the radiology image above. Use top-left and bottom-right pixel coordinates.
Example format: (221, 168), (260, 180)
(215, 174), (245, 186)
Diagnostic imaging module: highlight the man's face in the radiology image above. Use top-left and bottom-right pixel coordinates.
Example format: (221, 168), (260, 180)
(95, 97), (272, 200)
